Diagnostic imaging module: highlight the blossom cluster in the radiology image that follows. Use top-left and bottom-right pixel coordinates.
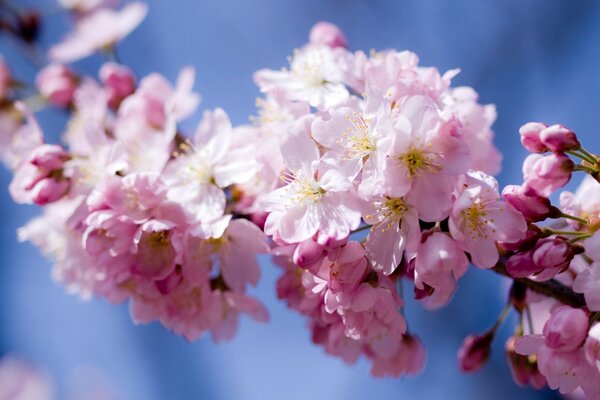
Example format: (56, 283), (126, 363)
(250, 22), (527, 376)
(2, 0), (269, 342)
(3, 1), (600, 398)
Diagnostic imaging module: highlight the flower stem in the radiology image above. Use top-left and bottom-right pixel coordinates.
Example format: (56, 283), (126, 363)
(568, 149), (597, 165)
(492, 262), (586, 308)
(559, 212), (588, 225)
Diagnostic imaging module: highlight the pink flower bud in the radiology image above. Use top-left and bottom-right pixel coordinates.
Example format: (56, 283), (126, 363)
(293, 237), (325, 269)
(0, 58), (11, 100)
(36, 64), (78, 107)
(506, 250), (540, 278)
(309, 22), (348, 48)
(540, 124), (580, 153)
(100, 62), (136, 110)
(523, 153), (574, 197)
(30, 178), (70, 205)
(29, 144), (68, 170)
(530, 237), (575, 281)
(458, 332), (494, 372)
(543, 306), (588, 351)
(502, 184), (556, 222)
(519, 122), (548, 153)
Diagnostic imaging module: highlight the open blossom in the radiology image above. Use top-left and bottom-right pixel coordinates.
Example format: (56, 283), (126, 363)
(449, 86), (501, 175)
(261, 116), (361, 243)
(450, 171), (527, 268)
(163, 108), (256, 222)
(363, 195), (420, 275)
(254, 44), (349, 109)
(0, 357), (54, 400)
(49, 2), (148, 62)
(380, 95), (470, 221)
(515, 307), (600, 398)
(312, 96), (392, 196)
(573, 231), (600, 311)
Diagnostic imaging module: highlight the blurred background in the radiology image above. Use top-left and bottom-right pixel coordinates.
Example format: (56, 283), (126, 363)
(1, 0), (599, 398)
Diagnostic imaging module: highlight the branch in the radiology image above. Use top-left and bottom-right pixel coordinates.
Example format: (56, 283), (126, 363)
(492, 262), (586, 308)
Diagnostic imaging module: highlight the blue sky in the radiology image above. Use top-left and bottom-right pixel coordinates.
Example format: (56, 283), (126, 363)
(2, 0), (599, 398)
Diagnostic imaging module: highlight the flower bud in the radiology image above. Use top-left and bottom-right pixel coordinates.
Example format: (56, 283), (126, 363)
(523, 153), (574, 197)
(458, 331), (494, 372)
(29, 144), (69, 170)
(540, 124), (580, 153)
(293, 237), (325, 269)
(100, 62), (136, 110)
(36, 64), (78, 108)
(530, 237), (575, 281)
(17, 9), (40, 43)
(543, 306), (588, 351)
(309, 22), (348, 48)
(0, 58), (11, 100)
(30, 178), (70, 205)
(502, 184), (557, 222)
(519, 122), (548, 153)
(506, 250), (540, 278)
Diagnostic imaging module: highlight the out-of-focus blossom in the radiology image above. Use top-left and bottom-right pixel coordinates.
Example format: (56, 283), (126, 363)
(309, 21), (347, 48)
(49, 2), (148, 63)
(0, 357), (54, 400)
(99, 62), (136, 110)
(36, 64), (79, 108)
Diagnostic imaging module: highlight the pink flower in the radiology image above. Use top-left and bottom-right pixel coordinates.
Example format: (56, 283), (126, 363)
(163, 108), (256, 222)
(515, 306), (597, 397)
(449, 86), (501, 175)
(9, 144), (71, 205)
(206, 219), (269, 292)
(311, 100), (392, 195)
(363, 195), (420, 275)
(58, 0), (116, 14)
(506, 336), (547, 389)
(573, 232), (600, 311)
(49, 2), (148, 62)
(254, 44), (349, 109)
(540, 124), (580, 153)
(414, 232), (469, 309)
(450, 171), (527, 268)
(543, 306), (588, 352)
(519, 122), (548, 153)
(99, 62), (136, 110)
(380, 95), (470, 221)
(458, 332), (493, 372)
(261, 116), (361, 243)
(309, 21), (347, 48)
(523, 153), (574, 197)
(293, 236), (326, 269)
(0, 357), (54, 400)
(502, 184), (556, 222)
(36, 64), (78, 107)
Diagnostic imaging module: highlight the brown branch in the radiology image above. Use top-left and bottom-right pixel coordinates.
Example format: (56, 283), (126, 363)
(492, 262), (586, 309)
